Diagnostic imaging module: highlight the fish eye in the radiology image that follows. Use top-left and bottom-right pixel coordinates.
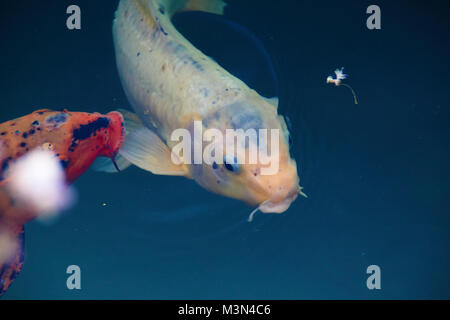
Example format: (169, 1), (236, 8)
(223, 155), (240, 173)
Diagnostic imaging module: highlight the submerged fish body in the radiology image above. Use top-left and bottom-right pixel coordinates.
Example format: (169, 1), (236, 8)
(0, 109), (125, 295)
(112, 0), (302, 213)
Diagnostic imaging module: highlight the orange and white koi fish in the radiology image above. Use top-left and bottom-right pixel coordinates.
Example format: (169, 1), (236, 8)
(0, 109), (125, 295)
(100, 0), (305, 220)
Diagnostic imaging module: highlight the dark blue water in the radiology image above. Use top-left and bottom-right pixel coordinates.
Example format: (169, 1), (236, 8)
(1, 0), (449, 299)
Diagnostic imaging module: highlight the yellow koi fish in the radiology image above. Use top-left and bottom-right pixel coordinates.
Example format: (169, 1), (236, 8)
(105, 0), (305, 217)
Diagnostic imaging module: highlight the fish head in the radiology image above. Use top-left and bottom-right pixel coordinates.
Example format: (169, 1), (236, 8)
(61, 111), (125, 182)
(190, 96), (302, 214)
(97, 111), (126, 159)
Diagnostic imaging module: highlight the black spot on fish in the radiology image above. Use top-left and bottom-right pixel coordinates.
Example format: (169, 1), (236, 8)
(20, 142), (26, 148)
(158, 4), (165, 14)
(59, 159), (70, 169)
(192, 61), (202, 70)
(224, 157), (238, 172)
(68, 140), (78, 152)
(137, 52), (140, 57)
(22, 132), (28, 139)
(160, 26), (168, 36)
(0, 132), (6, 136)
(9, 270), (17, 282)
(1, 157), (11, 172)
(212, 162), (218, 170)
(72, 117), (110, 141)
(29, 129), (35, 135)
(186, 57), (204, 71)
(32, 120), (39, 126)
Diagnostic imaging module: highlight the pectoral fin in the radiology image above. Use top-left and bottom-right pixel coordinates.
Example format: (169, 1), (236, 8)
(120, 127), (187, 176)
(117, 108), (144, 134)
(92, 109), (185, 175)
(91, 154), (131, 173)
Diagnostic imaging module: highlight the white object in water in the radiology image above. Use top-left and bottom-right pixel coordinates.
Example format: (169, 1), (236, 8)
(327, 67), (348, 86)
(327, 67), (358, 104)
(6, 150), (74, 218)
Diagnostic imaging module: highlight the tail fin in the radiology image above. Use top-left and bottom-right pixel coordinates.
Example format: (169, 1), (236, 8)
(183, 0), (226, 15)
(162, 0), (226, 17)
(0, 226), (25, 296)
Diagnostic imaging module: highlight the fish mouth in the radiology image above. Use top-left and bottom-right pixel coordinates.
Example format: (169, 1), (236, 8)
(248, 185), (306, 222)
(259, 186), (301, 214)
